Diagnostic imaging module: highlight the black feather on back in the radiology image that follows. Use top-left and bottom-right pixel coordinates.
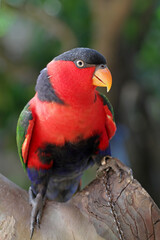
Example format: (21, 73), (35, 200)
(35, 68), (64, 104)
(54, 48), (106, 65)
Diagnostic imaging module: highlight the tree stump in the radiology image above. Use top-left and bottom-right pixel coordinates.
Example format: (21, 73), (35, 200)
(0, 157), (160, 240)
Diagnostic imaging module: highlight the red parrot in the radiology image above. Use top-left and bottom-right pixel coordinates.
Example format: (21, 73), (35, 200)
(16, 48), (116, 238)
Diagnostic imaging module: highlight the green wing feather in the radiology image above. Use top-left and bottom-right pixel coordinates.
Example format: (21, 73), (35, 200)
(98, 92), (115, 121)
(16, 102), (34, 169)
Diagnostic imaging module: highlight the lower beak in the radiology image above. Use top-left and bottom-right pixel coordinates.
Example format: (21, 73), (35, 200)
(92, 67), (112, 92)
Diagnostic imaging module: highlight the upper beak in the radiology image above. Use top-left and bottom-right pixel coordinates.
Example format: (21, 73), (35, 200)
(92, 66), (112, 92)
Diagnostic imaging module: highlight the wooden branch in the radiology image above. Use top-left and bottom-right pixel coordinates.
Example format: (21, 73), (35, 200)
(0, 158), (160, 240)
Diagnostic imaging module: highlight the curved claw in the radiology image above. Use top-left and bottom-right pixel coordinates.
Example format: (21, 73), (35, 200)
(29, 187), (46, 239)
(96, 156), (112, 178)
(96, 156), (133, 183)
(30, 227), (34, 240)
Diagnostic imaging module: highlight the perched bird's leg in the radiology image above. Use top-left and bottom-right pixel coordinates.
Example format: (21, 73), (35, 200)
(29, 186), (47, 239)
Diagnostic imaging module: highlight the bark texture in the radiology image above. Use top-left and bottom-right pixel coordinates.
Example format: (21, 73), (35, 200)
(0, 157), (160, 240)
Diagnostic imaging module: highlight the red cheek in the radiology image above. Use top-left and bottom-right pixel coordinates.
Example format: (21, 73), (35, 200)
(47, 60), (96, 105)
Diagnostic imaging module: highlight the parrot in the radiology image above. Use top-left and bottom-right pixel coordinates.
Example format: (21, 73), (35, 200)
(16, 47), (116, 238)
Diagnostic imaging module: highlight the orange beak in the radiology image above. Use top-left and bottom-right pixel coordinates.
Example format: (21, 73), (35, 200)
(92, 67), (112, 92)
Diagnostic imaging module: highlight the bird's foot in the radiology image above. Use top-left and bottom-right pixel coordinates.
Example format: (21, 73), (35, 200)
(96, 156), (112, 178)
(96, 156), (133, 182)
(28, 187), (46, 239)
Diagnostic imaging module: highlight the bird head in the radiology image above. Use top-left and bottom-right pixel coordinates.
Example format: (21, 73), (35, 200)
(36, 48), (112, 106)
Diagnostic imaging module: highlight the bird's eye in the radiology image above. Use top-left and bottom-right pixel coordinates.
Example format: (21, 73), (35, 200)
(76, 60), (84, 68)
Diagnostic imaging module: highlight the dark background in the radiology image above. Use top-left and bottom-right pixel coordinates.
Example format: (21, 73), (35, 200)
(0, 0), (160, 206)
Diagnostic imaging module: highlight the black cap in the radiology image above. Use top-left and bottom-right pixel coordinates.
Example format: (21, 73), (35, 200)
(54, 48), (106, 65)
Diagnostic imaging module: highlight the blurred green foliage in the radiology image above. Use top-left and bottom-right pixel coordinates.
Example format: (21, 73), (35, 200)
(123, 0), (160, 120)
(0, 8), (15, 36)
(59, 0), (91, 45)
